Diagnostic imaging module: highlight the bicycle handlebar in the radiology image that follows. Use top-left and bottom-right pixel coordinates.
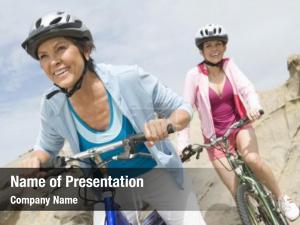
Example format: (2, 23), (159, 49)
(212, 109), (264, 144)
(181, 110), (264, 162)
(41, 123), (176, 169)
(127, 123), (175, 143)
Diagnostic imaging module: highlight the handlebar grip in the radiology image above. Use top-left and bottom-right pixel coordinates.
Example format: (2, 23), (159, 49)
(41, 156), (66, 169)
(242, 109), (265, 125)
(132, 123), (176, 143)
(40, 157), (67, 178)
(181, 154), (190, 162)
(241, 117), (250, 124)
(181, 145), (195, 162)
(131, 133), (147, 143)
(166, 124), (176, 134)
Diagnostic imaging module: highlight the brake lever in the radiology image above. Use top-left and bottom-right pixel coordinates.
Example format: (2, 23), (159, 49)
(196, 147), (203, 160)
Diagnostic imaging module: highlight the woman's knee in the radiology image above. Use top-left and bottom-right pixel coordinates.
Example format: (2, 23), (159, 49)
(243, 152), (263, 170)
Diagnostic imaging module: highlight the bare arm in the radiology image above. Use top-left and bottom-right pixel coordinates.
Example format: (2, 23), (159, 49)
(168, 109), (191, 132)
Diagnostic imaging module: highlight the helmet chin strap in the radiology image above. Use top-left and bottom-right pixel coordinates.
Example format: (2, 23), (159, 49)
(54, 63), (87, 97)
(203, 59), (223, 67)
(46, 58), (88, 100)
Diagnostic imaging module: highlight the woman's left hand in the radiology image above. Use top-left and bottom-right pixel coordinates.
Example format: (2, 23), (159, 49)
(247, 109), (261, 121)
(144, 119), (171, 147)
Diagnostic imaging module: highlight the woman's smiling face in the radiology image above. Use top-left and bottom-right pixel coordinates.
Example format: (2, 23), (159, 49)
(37, 37), (89, 89)
(201, 40), (226, 64)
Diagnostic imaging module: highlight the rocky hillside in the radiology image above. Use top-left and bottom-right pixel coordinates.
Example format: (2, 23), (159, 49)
(1, 55), (300, 225)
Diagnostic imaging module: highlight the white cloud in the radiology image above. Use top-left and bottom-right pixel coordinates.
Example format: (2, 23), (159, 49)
(0, 45), (32, 92)
(0, 97), (41, 165)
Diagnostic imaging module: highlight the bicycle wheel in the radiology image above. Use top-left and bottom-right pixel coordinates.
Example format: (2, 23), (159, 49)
(236, 183), (288, 225)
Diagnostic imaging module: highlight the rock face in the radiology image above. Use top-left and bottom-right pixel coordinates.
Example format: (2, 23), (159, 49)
(2, 55), (300, 225)
(256, 54), (300, 197)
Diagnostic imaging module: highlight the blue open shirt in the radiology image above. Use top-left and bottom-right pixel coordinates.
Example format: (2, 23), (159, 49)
(33, 64), (193, 188)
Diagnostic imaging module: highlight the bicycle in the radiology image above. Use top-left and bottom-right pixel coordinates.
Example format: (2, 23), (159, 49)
(180, 111), (289, 225)
(41, 125), (176, 225)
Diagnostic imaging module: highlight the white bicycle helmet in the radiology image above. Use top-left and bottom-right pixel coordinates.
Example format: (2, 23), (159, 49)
(195, 24), (228, 49)
(22, 11), (93, 59)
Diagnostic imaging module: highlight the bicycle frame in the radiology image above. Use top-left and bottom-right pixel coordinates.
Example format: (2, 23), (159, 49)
(103, 192), (130, 225)
(222, 133), (284, 225)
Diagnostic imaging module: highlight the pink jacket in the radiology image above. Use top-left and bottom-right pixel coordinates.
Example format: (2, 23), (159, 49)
(177, 58), (261, 150)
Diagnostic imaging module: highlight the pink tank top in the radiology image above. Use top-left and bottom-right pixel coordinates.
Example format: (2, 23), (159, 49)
(209, 77), (240, 137)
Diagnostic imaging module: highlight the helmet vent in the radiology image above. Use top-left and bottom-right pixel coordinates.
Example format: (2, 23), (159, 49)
(66, 14), (70, 22)
(213, 28), (216, 34)
(218, 27), (222, 33)
(35, 18), (42, 28)
(74, 19), (82, 26)
(50, 17), (62, 25)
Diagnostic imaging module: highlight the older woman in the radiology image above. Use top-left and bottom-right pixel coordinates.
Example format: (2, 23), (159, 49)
(21, 11), (206, 225)
(178, 23), (299, 221)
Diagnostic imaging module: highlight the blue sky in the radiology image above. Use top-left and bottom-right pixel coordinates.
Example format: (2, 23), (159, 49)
(0, 0), (299, 165)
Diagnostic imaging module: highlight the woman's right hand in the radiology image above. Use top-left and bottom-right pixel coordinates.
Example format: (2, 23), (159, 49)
(18, 149), (51, 168)
(19, 156), (41, 168)
(17, 150), (52, 178)
(247, 108), (263, 121)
